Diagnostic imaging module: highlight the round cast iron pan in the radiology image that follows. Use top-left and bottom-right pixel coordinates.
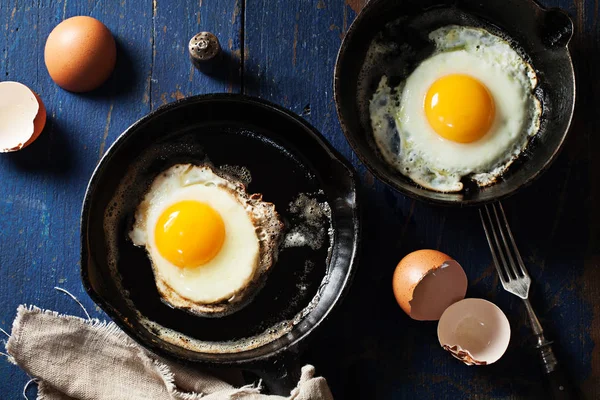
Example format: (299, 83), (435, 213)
(334, 0), (575, 206)
(80, 94), (360, 393)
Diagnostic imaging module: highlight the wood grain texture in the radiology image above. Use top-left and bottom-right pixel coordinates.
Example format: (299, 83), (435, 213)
(0, 0), (598, 398)
(0, 1), (240, 399)
(243, 0), (598, 399)
(150, 0), (242, 106)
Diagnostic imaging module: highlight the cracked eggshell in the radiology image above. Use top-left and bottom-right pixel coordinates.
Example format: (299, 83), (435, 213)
(392, 249), (467, 321)
(438, 298), (511, 366)
(0, 82), (47, 152)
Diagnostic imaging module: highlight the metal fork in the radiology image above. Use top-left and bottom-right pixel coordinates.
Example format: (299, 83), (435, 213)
(480, 202), (577, 400)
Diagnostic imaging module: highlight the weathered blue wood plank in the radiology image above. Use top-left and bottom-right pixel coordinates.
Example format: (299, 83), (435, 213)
(0, 0), (240, 398)
(1, 0), (599, 398)
(150, 0), (242, 107)
(244, 0), (597, 398)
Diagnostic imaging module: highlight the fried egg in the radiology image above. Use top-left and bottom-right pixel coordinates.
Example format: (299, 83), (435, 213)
(129, 164), (283, 317)
(370, 26), (541, 192)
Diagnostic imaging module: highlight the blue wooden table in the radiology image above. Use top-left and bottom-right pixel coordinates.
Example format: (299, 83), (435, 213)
(1, 0), (598, 399)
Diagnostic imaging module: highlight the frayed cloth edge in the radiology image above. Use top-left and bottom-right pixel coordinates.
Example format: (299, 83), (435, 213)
(7, 305), (266, 400)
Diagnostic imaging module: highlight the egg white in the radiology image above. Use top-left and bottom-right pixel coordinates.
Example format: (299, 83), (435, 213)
(370, 26), (541, 192)
(130, 164), (282, 314)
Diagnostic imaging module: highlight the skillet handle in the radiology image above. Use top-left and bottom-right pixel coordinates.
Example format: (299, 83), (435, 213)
(537, 341), (580, 400)
(247, 356), (302, 396)
(540, 8), (573, 48)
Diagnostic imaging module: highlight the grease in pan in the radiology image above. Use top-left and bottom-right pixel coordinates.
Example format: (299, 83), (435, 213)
(369, 26), (541, 193)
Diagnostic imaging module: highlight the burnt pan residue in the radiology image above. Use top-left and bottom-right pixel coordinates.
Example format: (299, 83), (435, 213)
(103, 128), (332, 353)
(357, 9), (545, 197)
(335, 0), (575, 205)
(82, 94), (360, 365)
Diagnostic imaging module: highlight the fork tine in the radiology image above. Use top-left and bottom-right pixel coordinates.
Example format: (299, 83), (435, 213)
(479, 205), (509, 284)
(497, 202), (529, 278)
(485, 204), (514, 280)
(490, 202), (524, 280)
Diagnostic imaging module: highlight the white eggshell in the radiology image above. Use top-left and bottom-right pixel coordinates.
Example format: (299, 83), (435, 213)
(437, 298), (511, 365)
(0, 81), (39, 152)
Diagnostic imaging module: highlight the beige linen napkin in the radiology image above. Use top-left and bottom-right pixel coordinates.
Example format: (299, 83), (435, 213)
(4, 305), (333, 400)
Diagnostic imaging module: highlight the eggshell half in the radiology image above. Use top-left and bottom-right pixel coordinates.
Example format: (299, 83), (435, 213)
(392, 249), (467, 321)
(438, 298), (511, 365)
(0, 81), (47, 152)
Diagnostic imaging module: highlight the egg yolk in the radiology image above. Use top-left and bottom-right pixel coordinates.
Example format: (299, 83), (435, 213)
(424, 74), (495, 143)
(155, 200), (225, 268)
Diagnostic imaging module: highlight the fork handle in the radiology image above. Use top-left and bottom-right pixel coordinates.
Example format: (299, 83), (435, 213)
(537, 341), (579, 399)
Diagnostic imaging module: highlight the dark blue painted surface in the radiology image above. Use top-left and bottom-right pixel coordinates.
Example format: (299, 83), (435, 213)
(1, 0), (598, 399)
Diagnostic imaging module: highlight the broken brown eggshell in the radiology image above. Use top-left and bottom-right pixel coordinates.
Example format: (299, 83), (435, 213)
(392, 250), (511, 366)
(392, 249), (468, 321)
(437, 298), (511, 366)
(0, 81), (47, 152)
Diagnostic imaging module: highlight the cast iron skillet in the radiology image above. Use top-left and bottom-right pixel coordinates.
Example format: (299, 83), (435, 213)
(334, 0), (575, 206)
(80, 94), (360, 394)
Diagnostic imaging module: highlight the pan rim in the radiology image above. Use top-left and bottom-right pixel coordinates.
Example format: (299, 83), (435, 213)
(80, 93), (361, 365)
(333, 0), (576, 207)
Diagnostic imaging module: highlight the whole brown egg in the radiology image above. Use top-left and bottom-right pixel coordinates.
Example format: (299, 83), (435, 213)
(44, 16), (116, 92)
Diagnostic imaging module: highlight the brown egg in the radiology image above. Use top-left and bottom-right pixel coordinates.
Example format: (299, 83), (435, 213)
(44, 16), (116, 92)
(392, 249), (467, 321)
